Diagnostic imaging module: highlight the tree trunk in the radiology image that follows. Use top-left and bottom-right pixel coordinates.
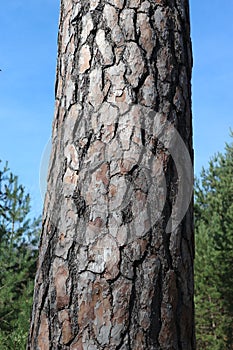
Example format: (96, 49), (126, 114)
(28, 0), (194, 349)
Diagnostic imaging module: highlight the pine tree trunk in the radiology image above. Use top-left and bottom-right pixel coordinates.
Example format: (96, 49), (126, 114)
(28, 0), (195, 349)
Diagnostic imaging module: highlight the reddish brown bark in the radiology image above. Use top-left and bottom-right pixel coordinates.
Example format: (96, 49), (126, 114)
(28, 1), (195, 349)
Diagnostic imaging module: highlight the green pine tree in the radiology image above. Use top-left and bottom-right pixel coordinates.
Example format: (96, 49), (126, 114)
(195, 134), (233, 349)
(0, 160), (40, 349)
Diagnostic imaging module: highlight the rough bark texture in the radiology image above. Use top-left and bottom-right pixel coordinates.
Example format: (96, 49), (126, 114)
(28, 0), (194, 349)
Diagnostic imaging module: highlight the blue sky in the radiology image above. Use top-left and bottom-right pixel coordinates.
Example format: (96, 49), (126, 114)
(0, 0), (232, 219)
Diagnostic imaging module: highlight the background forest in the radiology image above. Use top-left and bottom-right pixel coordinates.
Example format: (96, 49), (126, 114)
(0, 135), (232, 349)
(195, 135), (233, 349)
(0, 162), (40, 349)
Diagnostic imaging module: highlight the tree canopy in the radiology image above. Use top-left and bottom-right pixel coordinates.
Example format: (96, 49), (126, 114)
(195, 134), (233, 349)
(0, 161), (40, 349)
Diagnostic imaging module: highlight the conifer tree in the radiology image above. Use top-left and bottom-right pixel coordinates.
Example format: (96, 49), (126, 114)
(28, 1), (195, 349)
(195, 135), (233, 349)
(0, 161), (40, 349)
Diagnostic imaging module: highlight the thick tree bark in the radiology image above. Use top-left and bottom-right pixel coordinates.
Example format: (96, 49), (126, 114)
(28, 0), (194, 349)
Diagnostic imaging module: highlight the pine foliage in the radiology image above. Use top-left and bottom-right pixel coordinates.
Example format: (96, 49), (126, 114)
(195, 135), (233, 349)
(0, 161), (40, 349)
